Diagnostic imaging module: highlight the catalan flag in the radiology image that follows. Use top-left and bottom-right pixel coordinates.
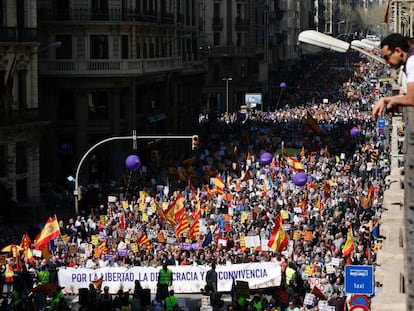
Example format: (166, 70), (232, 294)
(137, 232), (151, 249)
(175, 213), (190, 239)
(188, 211), (200, 240)
(267, 214), (289, 253)
(94, 239), (108, 258)
(34, 215), (61, 250)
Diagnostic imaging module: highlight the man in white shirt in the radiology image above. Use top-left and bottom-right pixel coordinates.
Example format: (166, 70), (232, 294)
(372, 33), (414, 120)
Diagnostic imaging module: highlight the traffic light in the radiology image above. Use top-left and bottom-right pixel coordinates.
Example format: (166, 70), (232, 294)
(192, 135), (199, 150)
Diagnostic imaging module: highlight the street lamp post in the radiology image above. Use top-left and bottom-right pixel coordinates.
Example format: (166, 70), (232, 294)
(222, 77), (232, 114)
(71, 131), (194, 215)
(298, 30), (386, 64)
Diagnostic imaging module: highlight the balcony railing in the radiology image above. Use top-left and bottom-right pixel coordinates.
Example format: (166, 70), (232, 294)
(37, 8), (174, 24)
(38, 57), (184, 76)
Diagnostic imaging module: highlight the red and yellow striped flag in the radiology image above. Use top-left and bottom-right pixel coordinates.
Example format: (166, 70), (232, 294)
(137, 232), (151, 249)
(188, 211), (200, 240)
(175, 213), (190, 239)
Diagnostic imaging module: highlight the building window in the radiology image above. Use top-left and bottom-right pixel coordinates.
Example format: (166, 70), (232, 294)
(213, 3), (220, 17)
(56, 35), (73, 59)
(18, 70), (27, 110)
(88, 91), (109, 120)
(236, 33), (242, 46)
(90, 35), (109, 59)
(136, 42), (141, 58)
(143, 43), (147, 58)
(57, 90), (75, 120)
(121, 35), (129, 59)
(16, 141), (27, 174)
(213, 32), (220, 46)
(91, 0), (109, 20)
(149, 42), (154, 58)
(0, 145), (6, 177)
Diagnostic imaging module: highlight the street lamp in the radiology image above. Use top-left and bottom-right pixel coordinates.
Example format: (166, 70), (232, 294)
(71, 132), (195, 215)
(222, 77), (232, 114)
(298, 30), (386, 64)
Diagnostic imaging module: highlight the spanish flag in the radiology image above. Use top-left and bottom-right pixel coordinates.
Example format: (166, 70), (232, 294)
(342, 226), (355, 257)
(213, 175), (225, 194)
(92, 276), (103, 290)
(20, 232), (34, 263)
(287, 157), (304, 171)
(267, 214), (289, 253)
(173, 194), (185, 222)
(34, 215), (61, 250)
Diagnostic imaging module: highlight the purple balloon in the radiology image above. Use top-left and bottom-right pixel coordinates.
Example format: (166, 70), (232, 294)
(350, 127), (359, 137)
(125, 155), (141, 170)
(293, 172), (307, 187)
(280, 82), (287, 89)
(260, 152), (273, 165)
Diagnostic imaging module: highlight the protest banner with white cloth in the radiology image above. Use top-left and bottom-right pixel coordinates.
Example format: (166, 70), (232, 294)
(58, 262), (281, 294)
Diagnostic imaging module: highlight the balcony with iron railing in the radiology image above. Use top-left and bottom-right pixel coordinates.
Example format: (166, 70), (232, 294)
(38, 57), (185, 76)
(37, 8), (174, 24)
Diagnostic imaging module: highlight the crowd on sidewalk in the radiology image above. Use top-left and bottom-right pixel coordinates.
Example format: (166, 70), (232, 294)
(0, 52), (394, 311)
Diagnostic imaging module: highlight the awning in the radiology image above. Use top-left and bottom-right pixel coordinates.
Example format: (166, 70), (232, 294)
(147, 112), (167, 123)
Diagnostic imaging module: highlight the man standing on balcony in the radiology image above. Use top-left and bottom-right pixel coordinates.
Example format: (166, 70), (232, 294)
(372, 33), (414, 120)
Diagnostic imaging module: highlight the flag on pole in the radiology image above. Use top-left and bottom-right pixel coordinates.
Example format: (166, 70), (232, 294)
(267, 214), (289, 253)
(342, 226), (355, 257)
(20, 232), (34, 263)
(202, 229), (213, 247)
(213, 175), (225, 194)
(173, 194), (185, 222)
(175, 213), (190, 239)
(119, 212), (126, 230)
(287, 157), (304, 171)
(34, 215), (61, 250)
(92, 276), (103, 290)
(384, 0), (391, 23)
(94, 239), (108, 258)
(188, 211), (200, 240)
(137, 232), (151, 249)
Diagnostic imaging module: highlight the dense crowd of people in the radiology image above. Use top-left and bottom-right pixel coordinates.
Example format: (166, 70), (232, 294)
(0, 50), (396, 311)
